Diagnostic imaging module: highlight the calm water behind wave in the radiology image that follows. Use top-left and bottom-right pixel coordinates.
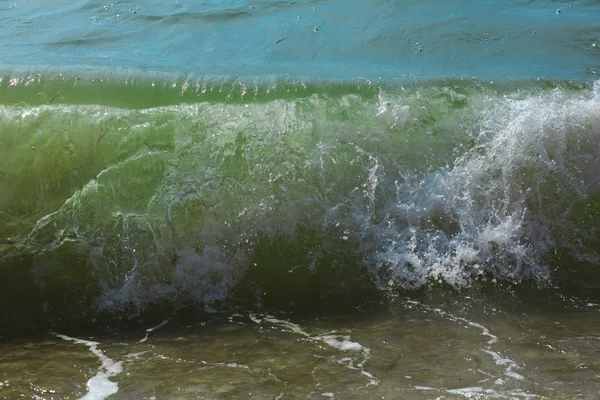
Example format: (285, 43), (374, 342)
(1, 0), (599, 80)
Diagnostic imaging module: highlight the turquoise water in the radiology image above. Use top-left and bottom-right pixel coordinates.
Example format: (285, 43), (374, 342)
(1, 0), (599, 79)
(1, 0), (600, 398)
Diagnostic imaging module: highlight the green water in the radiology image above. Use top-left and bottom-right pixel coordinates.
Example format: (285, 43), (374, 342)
(2, 79), (600, 329)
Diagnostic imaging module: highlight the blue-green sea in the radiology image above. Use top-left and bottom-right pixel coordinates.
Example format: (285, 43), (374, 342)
(1, 0), (600, 398)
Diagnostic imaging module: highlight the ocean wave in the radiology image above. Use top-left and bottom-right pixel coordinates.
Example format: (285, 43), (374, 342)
(1, 76), (599, 327)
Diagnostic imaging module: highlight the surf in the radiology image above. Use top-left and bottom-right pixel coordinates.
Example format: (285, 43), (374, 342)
(1, 75), (599, 333)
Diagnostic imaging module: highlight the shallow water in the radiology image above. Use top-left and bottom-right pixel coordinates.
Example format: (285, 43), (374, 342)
(2, 290), (600, 399)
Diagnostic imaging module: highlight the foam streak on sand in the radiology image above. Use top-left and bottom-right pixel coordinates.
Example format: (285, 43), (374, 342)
(251, 314), (379, 387)
(54, 334), (123, 400)
(406, 300), (525, 382)
(138, 318), (171, 343)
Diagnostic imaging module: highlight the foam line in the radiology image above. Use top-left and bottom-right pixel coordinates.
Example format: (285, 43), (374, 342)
(54, 333), (123, 400)
(252, 314), (379, 387)
(405, 300), (523, 382)
(138, 318), (171, 343)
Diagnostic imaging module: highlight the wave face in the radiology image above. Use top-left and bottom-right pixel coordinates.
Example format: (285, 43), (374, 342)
(1, 76), (600, 327)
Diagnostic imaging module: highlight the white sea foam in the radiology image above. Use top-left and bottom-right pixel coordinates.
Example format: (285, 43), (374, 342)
(218, 362), (250, 369)
(249, 313), (262, 324)
(368, 83), (600, 289)
(416, 384), (538, 399)
(138, 318), (171, 343)
(253, 314), (379, 386)
(320, 335), (363, 351)
(406, 301), (524, 383)
(54, 334), (123, 400)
